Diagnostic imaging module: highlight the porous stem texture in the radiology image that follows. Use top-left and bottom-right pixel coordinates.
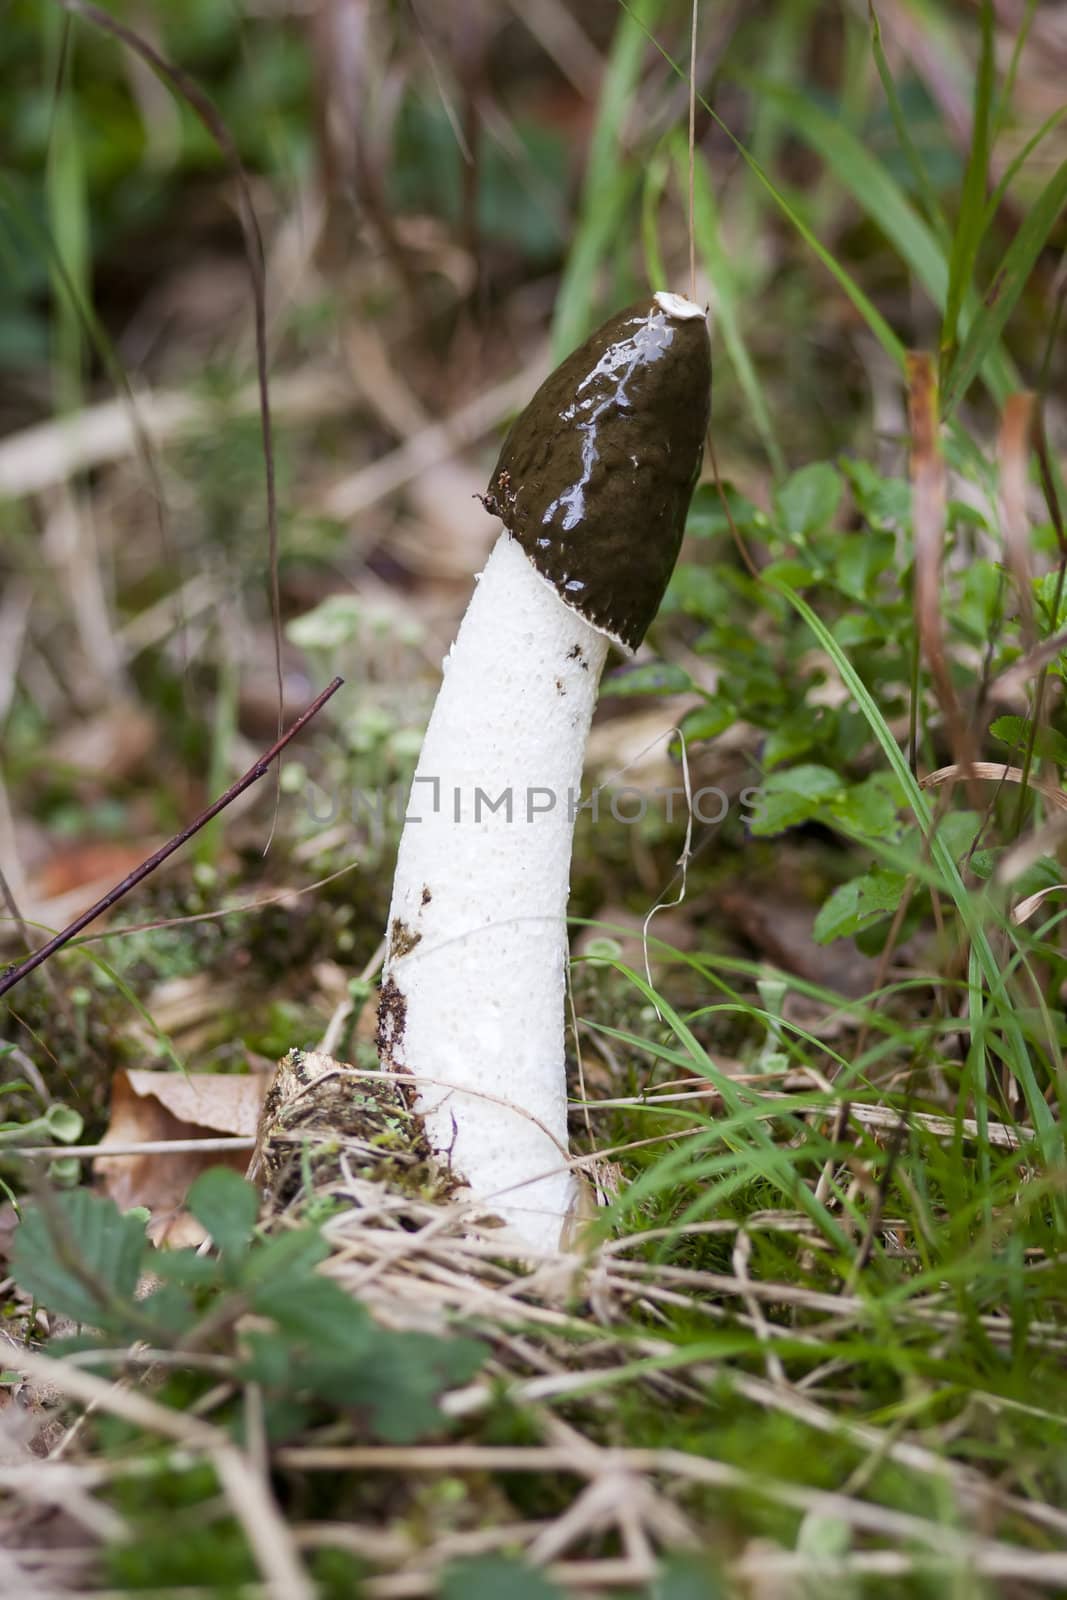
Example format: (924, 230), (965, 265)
(379, 531), (608, 1250)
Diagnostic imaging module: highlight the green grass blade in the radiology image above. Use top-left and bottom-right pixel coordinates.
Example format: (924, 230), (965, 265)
(753, 78), (948, 302)
(769, 579), (1061, 1157)
(966, 944), (992, 1214)
(751, 78), (1015, 401)
(625, 8), (906, 368)
(940, 0), (995, 382)
(869, 2), (947, 244)
(675, 138), (786, 479)
(943, 152), (1067, 414)
(552, 0), (661, 358)
(598, 958), (854, 1254)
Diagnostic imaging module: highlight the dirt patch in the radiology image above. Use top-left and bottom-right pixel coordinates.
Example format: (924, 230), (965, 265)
(388, 917), (422, 961)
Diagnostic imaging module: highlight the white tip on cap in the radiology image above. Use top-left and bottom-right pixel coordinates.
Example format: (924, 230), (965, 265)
(654, 290), (706, 321)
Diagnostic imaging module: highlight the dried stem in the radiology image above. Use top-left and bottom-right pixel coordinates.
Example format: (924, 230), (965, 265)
(0, 678), (343, 1000)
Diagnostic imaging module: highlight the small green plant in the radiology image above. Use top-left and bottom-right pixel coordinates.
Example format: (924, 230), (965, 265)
(11, 1168), (485, 1444)
(0, 1051), (84, 1195)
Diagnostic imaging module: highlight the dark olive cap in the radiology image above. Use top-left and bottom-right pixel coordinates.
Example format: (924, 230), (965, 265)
(483, 293), (711, 650)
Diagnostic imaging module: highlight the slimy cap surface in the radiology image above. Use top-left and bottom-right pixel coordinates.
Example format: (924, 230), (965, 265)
(483, 293), (711, 650)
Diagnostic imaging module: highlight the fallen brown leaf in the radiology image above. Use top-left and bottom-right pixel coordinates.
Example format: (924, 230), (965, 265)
(94, 1069), (269, 1245)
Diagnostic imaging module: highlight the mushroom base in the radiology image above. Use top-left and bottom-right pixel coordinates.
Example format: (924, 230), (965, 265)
(378, 530), (609, 1251)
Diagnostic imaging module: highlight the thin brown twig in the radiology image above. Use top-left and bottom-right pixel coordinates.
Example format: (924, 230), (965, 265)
(0, 677), (343, 1000)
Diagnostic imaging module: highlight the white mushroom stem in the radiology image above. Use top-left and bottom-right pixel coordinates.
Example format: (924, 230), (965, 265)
(380, 531), (609, 1250)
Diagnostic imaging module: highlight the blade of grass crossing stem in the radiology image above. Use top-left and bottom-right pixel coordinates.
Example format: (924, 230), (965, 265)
(752, 80), (1015, 402)
(869, 4), (947, 244)
(552, 0), (662, 359)
(769, 581), (1062, 1165)
(940, 0), (995, 386)
(600, 959), (853, 1253)
(677, 138), (786, 479)
(640, 147), (670, 295)
(625, 7), (906, 369)
(944, 154), (1067, 416)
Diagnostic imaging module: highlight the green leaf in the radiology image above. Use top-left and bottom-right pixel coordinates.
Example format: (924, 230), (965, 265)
(601, 661), (693, 697)
(684, 483), (764, 540)
(833, 612), (887, 648)
(762, 711), (817, 770)
(759, 559), (819, 590)
(316, 1330), (486, 1444)
(990, 715), (1067, 768)
(935, 810), (983, 865)
(249, 1268), (375, 1355)
(242, 1309), (485, 1444)
(286, 594), (362, 651)
(137, 1281), (198, 1337)
(833, 529), (896, 602)
(440, 1555), (565, 1600)
(240, 1224), (330, 1286)
(776, 464), (842, 538)
(187, 1168), (259, 1260)
(748, 765), (842, 835)
(813, 869), (909, 944)
(152, 1249), (222, 1287)
(840, 460), (911, 528)
(681, 700), (737, 742)
(829, 773), (905, 840)
(11, 1191), (146, 1330)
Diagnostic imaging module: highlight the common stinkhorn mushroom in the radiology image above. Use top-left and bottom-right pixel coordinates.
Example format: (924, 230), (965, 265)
(377, 291), (711, 1250)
